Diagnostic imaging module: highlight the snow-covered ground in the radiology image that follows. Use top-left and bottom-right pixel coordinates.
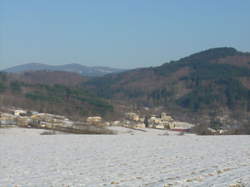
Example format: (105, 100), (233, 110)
(0, 127), (250, 187)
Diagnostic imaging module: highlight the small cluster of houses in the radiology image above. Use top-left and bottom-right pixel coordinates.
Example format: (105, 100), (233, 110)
(0, 109), (115, 134)
(0, 109), (74, 129)
(85, 112), (195, 132)
(123, 112), (195, 131)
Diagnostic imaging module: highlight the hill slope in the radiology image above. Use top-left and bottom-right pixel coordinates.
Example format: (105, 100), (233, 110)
(86, 47), (250, 128)
(3, 63), (125, 77)
(0, 72), (113, 119)
(9, 71), (87, 86)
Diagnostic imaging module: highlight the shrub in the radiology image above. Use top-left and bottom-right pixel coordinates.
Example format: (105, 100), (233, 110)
(191, 124), (213, 135)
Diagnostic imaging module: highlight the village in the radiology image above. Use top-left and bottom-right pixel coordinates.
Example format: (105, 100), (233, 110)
(1, 107), (237, 136)
(0, 107), (199, 135)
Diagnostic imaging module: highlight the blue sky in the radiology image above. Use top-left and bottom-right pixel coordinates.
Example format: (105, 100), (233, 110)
(1, 0), (250, 70)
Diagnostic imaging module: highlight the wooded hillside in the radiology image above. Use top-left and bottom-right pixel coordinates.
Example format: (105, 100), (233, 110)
(85, 47), (250, 128)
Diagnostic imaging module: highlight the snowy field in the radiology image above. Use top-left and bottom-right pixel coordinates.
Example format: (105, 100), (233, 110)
(0, 127), (250, 187)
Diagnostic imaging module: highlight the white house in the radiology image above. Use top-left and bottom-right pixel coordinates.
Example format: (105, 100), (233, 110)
(14, 110), (27, 116)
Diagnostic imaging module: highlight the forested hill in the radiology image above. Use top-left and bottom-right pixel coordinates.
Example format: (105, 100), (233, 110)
(1, 47), (250, 128)
(0, 71), (113, 119)
(86, 47), (250, 127)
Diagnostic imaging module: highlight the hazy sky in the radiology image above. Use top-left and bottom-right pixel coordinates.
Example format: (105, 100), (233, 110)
(1, 0), (250, 70)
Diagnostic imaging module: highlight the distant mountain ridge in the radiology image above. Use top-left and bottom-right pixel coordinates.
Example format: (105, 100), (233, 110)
(3, 63), (125, 77)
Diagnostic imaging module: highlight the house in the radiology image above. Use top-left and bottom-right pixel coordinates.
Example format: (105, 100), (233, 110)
(86, 116), (102, 124)
(0, 113), (17, 126)
(14, 110), (27, 116)
(125, 113), (140, 121)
